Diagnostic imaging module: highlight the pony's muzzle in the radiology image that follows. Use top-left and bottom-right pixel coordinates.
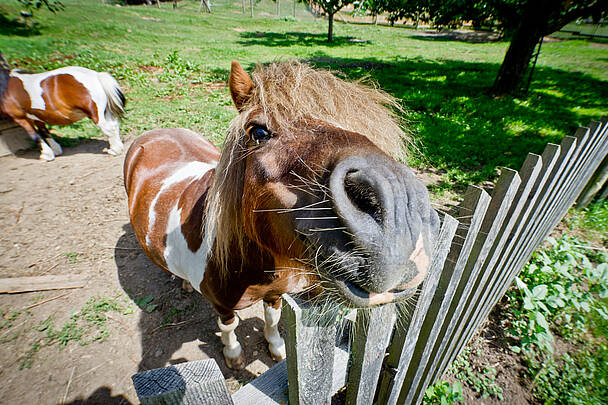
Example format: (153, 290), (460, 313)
(329, 153), (435, 295)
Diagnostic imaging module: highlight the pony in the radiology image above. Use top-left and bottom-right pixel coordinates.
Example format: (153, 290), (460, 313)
(123, 60), (439, 369)
(0, 54), (125, 161)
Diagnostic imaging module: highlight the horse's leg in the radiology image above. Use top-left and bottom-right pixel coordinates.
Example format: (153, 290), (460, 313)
(97, 114), (124, 156)
(13, 117), (55, 161)
(35, 121), (62, 156)
(217, 312), (245, 369)
(263, 298), (286, 361)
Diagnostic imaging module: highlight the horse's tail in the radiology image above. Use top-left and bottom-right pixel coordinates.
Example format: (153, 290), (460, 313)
(97, 72), (126, 119)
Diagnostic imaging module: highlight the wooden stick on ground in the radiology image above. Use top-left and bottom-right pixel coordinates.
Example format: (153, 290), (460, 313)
(23, 291), (71, 310)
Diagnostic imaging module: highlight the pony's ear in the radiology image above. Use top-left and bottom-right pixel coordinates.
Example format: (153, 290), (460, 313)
(229, 61), (253, 111)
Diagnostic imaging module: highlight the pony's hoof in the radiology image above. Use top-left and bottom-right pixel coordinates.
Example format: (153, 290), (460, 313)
(181, 279), (194, 293)
(105, 147), (122, 156)
(39, 151), (55, 161)
(47, 138), (63, 156)
(269, 342), (286, 362)
(224, 353), (245, 370)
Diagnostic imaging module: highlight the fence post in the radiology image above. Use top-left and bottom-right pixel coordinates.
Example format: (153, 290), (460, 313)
(282, 294), (338, 405)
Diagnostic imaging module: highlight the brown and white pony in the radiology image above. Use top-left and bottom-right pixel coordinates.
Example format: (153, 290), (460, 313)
(124, 61), (439, 369)
(0, 54), (125, 161)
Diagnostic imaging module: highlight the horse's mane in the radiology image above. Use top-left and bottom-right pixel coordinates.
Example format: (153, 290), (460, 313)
(205, 60), (411, 278)
(0, 53), (11, 116)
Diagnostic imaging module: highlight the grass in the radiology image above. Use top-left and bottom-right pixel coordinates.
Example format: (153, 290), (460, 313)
(3, 294), (134, 369)
(1, 0), (607, 192)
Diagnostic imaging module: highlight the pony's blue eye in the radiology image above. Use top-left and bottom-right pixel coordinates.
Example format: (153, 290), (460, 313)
(250, 126), (271, 143)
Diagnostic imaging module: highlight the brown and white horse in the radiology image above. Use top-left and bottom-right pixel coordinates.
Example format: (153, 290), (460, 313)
(0, 55), (125, 161)
(124, 61), (439, 369)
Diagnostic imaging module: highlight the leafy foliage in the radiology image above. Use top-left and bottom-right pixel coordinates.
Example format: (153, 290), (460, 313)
(424, 381), (464, 404)
(506, 235), (608, 402)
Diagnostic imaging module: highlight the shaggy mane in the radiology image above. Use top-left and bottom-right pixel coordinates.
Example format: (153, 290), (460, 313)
(205, 60), (411, 278)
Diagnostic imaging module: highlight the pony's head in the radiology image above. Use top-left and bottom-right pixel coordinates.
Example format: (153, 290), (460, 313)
(205, 61), (439, 308)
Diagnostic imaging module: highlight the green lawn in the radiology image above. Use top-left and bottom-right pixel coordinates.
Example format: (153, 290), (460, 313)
(1, 0), (607, 192)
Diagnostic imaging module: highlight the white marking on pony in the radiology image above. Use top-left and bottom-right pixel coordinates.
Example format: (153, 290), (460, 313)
(39, 139), (54, 161)
(163, 203), (210, 294)
(217, 316), (243, 364)
(25, 113), (40, 121)
(146, 161), (216, 246)
(263, 302), (286, 361)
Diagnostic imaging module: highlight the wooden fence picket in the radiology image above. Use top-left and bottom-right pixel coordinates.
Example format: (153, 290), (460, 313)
(345, 304), (397, 405)
(375, 214), (458, 405)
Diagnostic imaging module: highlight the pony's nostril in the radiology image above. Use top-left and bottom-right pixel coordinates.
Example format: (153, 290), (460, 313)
(344, 170), (383, 225)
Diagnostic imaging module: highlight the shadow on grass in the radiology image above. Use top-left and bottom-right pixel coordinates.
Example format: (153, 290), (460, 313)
(0, 13), (40, 36)
(304, 54), (607, 190)
(238, 31), (370, 47)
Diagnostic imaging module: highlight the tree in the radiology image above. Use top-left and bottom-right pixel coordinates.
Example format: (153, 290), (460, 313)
(490, 0), (607, 95)
(378, 0), (607, 95)
(311, 0), (357, 41)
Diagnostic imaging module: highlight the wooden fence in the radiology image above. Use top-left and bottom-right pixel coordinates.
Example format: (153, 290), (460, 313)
(132, 118), (608, 405)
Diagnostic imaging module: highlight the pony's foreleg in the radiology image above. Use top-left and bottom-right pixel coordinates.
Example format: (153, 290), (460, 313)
(97, 115), (124, 156)
(217, 314), (245, 369)
(13, 117), (54, 161)
(263, 299), (286, 362)
(35, 122), (62, 156)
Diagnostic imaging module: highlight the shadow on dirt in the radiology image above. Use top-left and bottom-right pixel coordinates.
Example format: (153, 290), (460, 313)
(64, 387), (133, 405)
(14, 137), (112, 160)
(114, 223), (274, 384)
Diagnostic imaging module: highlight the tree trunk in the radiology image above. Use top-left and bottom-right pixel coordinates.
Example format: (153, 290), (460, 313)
(491, 0), (552, 95)
(328, 12), (334, 42)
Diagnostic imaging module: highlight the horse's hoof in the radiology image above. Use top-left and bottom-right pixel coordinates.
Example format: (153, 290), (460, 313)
(39, 152), (55, 161)
(224, 353), (245, 370)
(105, 147), (122, 156)
(181, 279), (194, 293)
(47, 138), (63, 156)
(269, 343), (286, 362)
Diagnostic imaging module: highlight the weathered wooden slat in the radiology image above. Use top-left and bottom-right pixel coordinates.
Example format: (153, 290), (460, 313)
(132, 359), (233, 405)
(464, 122), (608, 369)
(479, 129), (595, 318)
(345, 304), (396, 405)
(409, 154), (542, 405)
(0, 275), (87, 293)
(231, 344), (350, 404)
(441, 124), (607, 389)
(375, 214), (458, 405)
(425, 167), (522, 385)
(434, 139), (574, 383)
(282, 294), (337, 405)
(490, 122), (608, 308)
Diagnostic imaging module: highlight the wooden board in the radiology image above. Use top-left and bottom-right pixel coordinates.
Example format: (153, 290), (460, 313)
(0, 275), (87, 293)
(132, 359), (233, 405)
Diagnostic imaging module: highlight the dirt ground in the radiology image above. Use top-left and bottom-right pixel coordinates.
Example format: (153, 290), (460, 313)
(0, 136), (532, 405)
(0, 137), (277, 405)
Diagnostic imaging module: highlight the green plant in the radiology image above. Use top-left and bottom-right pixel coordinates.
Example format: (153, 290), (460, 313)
(449, 345), (503, 399)
(506, 235), (608, 403)
(17, 294), (131, 367)
(135, 295), (158, 313)
(424, 381), (464, 404)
